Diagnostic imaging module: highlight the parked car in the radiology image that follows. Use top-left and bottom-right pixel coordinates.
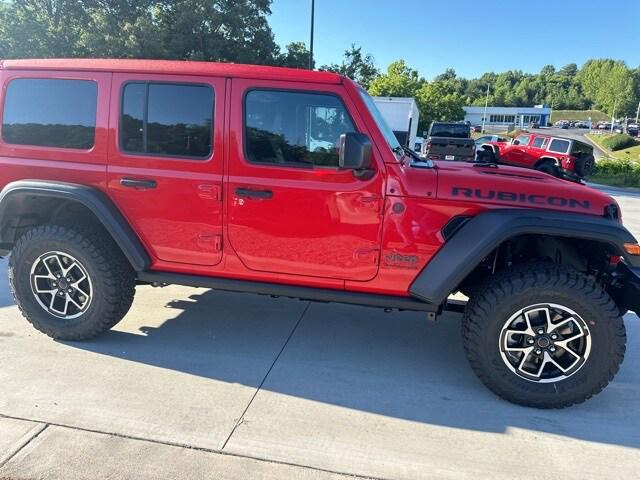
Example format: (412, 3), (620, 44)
(628, 124), (639, 137)
(474, 134), (509, 155)
(478, 133), (595, 179)
(422, 122), (475, 161)
(1, 59), (639, 409)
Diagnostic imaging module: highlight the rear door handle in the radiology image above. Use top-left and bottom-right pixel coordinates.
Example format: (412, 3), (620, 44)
(235, 187), (273, 199)
(120, 178), (157, 190)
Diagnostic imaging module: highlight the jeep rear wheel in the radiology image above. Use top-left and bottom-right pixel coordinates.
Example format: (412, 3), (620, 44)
(9, 225), (136, 340)
(462, 263), (626, 408)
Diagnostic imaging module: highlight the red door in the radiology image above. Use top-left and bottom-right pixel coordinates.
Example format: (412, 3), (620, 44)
(226, 79), (385, 281)
(107, 73), (225, 266)
(504, 133), (532, 167)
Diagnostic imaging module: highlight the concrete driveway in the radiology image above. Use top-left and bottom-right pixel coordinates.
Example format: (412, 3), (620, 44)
(1, 188), (639, 480)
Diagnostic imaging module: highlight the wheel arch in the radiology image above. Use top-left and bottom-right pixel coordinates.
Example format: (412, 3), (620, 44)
(0, 180), (150, 271)
(534, 157), (560, 169)
(409, 208), (639, 307)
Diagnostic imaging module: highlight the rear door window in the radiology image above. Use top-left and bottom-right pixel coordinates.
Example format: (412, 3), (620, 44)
(531, 137), (548, 149)
(120, 82), (214, 159)
(2, 78), (97, 149)
(244, 89), (356, 167)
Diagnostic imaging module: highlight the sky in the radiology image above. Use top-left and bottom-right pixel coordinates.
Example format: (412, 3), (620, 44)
(269, 0), (640, 80)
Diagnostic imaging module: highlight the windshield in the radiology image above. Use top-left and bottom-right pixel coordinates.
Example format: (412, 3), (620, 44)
(358, 88), (402, 154)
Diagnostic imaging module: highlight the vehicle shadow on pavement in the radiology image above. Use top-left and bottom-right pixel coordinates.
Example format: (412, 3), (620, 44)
(67, 288), (640, 450)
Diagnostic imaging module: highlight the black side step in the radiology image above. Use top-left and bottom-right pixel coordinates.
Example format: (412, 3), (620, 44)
(137, 271), (438, 313)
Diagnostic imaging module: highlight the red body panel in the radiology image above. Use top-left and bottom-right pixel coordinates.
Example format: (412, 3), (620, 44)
(0, 59), (619, 298)
(488, 133), (583, 174)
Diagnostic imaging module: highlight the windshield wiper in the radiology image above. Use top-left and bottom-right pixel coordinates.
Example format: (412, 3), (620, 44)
(394, 145), (422, 161)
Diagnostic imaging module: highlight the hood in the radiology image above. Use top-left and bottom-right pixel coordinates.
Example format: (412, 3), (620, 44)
(434, 161), (616, 218)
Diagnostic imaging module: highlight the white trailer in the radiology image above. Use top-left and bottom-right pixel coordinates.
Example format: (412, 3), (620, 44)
(372, 96), (420, 150)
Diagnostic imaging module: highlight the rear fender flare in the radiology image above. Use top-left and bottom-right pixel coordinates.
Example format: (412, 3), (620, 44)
(0, 180), (150, 271)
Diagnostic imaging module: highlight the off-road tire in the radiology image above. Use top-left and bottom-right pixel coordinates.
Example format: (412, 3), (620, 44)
(8, 225), (136, 340)
(574, 154), (595, 177)
(462, 263), (626, 408)
(536, 160), (559, 177)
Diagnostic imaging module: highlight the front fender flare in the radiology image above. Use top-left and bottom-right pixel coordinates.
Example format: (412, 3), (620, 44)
(409, 208), (639, 306)
(0, 180), (151, 271)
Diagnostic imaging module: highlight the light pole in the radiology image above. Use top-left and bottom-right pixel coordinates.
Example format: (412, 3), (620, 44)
(481, 83), (490, 133)
(610, 99), (618, 134)
(309, 0), (315, 70)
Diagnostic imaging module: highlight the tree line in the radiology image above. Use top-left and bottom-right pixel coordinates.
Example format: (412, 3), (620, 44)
(1, 0), (638, 131)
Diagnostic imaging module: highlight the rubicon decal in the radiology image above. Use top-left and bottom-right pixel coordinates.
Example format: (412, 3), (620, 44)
(452, 187), (591, 210)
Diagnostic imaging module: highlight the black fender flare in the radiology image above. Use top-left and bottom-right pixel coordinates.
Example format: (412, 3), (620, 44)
(409, 208), (639, 305)
(0, 180), (150, 271)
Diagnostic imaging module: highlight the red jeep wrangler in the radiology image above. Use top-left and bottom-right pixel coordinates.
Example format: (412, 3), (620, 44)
(478, 132), (595, 179)
(1, 59), (639, 408)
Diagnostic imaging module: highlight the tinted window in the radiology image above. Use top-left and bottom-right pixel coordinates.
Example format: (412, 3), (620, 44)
(121, 83), (213, 159)
(429, 123), (470, 138)
(571, 141), (593, 156)
(548, 139), (570, 154)
(531, 137), (548, 148)
(514, 135), (530, 145)
(2, 78), (97, 149)
(245, 90), (355, 167)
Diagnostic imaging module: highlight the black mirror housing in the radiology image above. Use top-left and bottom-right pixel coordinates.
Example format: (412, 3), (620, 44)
(339, 133), (372, 170)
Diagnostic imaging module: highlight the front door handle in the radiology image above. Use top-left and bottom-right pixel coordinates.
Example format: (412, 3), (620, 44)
(235, 187), (273, 199)
(120, 178), (157, 190)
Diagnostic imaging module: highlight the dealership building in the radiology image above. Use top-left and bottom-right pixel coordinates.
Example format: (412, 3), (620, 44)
(463, 105), (552, 127)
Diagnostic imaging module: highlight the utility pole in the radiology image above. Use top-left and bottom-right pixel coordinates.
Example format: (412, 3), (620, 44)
(309, 0), (315, 70)
(610, 99), (617, 134)
(482, 83), (490, 133)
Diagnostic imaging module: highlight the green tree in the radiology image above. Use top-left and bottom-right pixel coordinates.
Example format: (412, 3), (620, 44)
(320, 44), (378, 88)
(415, 81), (465, 132)
(368, 59), (423, 98)
(278, 41), (312, 69)
(0, 0), (281, 64)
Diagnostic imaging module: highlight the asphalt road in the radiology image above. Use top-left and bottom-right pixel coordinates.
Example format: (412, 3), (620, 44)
(1, 186), (639, 480)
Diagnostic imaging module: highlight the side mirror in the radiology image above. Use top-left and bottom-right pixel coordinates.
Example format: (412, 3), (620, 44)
(339, 133), (372, 171)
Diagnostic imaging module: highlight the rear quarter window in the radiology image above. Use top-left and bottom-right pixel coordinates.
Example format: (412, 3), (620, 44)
(2, 78), (97, 149)
(548, 139), (570, 154)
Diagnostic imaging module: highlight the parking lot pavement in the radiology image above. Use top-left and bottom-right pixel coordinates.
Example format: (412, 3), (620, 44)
(1, 188), (640, 480)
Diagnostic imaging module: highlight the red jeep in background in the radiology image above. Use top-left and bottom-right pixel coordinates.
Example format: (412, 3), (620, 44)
(478, 132), (595, 179)
(0, 59), (639, 409)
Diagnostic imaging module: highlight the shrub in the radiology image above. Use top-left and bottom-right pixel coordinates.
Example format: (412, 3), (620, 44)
(601, 134), (639, 152)
(593, 158), (640, 187)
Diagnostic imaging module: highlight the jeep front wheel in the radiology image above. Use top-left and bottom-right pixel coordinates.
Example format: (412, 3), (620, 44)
(462, 263), (626, 408)
(9, 225), (136, 340)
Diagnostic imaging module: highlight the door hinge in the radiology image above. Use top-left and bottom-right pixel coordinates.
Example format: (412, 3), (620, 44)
(353, 248), (379, 264)
(197, 234), (223, 252)
(198, 184), (222, 201)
